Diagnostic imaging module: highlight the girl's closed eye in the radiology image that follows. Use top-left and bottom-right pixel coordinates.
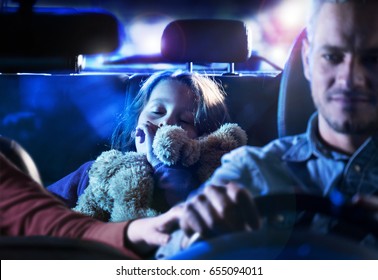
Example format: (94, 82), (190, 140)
(179, 115), (195, 127)
(180, 118), (193, 125)
(152, 110), (164, 115)
(180, 111), (195, 125)
(150, 106), (166, 116)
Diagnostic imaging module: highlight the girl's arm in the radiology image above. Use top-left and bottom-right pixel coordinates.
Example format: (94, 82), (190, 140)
(152, 163), (200, 212)
(46, 161), (93, 207)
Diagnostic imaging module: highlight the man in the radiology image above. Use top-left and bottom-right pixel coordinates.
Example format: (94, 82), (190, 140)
(176, 0), (378, 246)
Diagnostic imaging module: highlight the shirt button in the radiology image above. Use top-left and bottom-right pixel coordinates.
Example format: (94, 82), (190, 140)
(354, 164), (361, 173)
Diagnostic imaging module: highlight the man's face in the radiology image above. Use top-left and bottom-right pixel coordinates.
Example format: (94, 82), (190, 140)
(303, 2), (378, 136)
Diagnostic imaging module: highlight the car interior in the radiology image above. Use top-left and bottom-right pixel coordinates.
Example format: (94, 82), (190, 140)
(1, 0), (378, 260)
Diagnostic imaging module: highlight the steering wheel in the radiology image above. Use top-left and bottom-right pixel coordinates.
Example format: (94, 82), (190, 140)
(169, 193), (378, 259)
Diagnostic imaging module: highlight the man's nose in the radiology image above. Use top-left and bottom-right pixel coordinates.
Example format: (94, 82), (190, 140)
(337, 57), (367, 89)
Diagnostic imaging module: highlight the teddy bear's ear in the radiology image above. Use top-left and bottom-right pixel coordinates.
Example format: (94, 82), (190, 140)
(201, 123), (247, 150)
(153, 125), (200, 166)
(180, 139), (201, 166)
(218, 123), (248, 146)
(196, 123), (247, 182)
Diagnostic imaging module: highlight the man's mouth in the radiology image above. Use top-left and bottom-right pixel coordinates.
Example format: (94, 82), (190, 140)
(328, 91), (375, 105)
(330, 95), (371, 103)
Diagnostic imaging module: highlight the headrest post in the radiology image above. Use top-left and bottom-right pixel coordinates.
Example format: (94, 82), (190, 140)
(228, 62), (235, 74)
(186, 62), (193, 72)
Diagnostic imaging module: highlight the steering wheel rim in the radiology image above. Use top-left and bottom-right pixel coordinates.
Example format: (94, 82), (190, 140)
(255, 193), (378, 237)
(169, 230), (378, 259)
(169, 193), (378, 260)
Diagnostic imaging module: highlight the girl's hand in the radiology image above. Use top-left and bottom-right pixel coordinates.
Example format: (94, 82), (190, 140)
(135, 121), (161, 167)
(126, 205), (183, 255)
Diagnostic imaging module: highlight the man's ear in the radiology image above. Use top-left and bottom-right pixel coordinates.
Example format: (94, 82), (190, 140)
(302, 37), (311, 82)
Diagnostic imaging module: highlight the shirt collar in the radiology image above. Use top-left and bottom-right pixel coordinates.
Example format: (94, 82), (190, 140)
(282, 113), (350, 162)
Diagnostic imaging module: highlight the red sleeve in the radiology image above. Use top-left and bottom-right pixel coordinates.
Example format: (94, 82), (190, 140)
(0, 154), (140, 259)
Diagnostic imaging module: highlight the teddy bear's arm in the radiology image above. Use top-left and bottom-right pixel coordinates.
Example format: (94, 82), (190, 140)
(73, 188), (111, 222)
(108, 173), (159, 222)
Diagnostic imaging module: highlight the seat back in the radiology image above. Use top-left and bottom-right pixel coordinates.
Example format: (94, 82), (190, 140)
(125, 73), (281, 146)
(277, 30), (315, 137)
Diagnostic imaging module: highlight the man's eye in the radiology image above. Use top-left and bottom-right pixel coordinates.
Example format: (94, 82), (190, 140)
(323, 53), (343, 64)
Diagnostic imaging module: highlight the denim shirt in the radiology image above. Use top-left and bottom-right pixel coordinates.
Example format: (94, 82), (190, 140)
(208, 113), (378, 202)
(157, 114), (378, 259)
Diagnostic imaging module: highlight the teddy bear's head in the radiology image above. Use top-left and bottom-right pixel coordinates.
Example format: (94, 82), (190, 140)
(153, 123), (247, 181)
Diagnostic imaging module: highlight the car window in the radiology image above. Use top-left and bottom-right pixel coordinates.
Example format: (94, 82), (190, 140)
(1, 0), (301, 184)
(7, 0), (309, 73)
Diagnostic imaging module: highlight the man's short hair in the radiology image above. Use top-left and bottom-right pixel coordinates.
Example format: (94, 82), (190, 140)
(307, 0), (373, 41)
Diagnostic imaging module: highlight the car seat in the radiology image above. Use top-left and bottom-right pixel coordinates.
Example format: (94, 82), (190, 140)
(277, 29), (315, 138)
(126, 19), (280, 146)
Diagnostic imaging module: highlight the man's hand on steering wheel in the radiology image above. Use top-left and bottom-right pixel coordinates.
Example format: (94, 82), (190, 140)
(179, 182), (261, 244)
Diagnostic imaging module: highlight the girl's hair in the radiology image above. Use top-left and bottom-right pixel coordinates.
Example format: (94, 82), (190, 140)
(111, 70), (230, 152)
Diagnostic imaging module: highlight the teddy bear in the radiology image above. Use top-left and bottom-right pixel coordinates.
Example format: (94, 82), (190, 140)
(73, 123), (247, 222)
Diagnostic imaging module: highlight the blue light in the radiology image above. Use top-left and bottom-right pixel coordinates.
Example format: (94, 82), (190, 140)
(329, 189), (345, 207)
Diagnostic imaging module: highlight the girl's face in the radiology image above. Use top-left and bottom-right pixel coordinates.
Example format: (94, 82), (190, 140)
(136, 79), (199, 151)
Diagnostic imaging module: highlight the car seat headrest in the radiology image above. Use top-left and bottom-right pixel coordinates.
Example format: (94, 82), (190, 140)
(277, 29), (315, 137)
(0, 7), (121, 73)
(0, 8), (121, 57)
(161, 19), (251, 63)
